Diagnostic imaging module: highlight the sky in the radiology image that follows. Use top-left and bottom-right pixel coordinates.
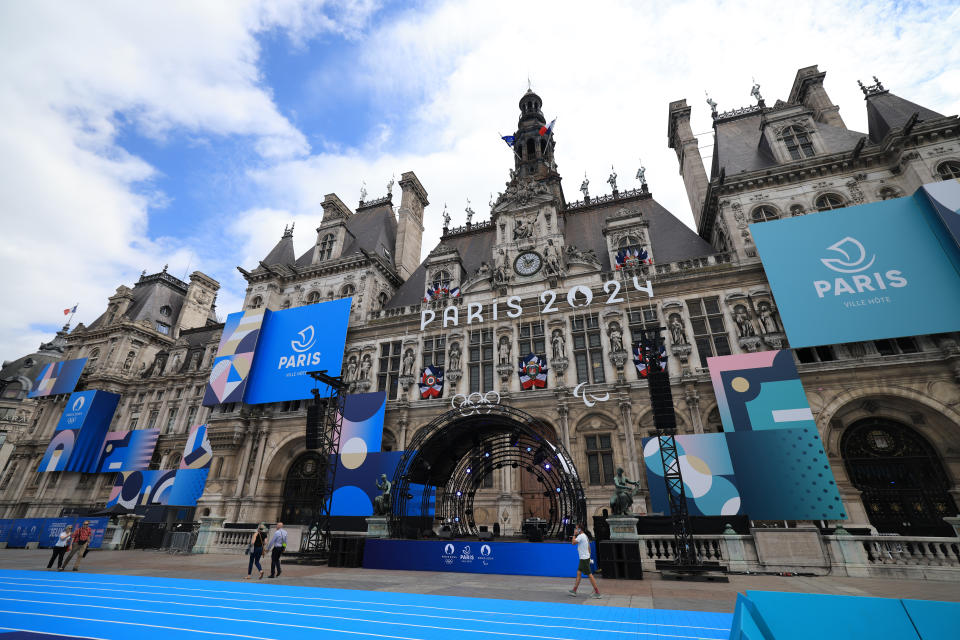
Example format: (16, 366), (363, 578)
(1, 0), (959, 360)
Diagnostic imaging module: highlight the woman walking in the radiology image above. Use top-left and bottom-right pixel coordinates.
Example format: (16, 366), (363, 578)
(245, 524), (267, 579)
(47, 525), (72, 570)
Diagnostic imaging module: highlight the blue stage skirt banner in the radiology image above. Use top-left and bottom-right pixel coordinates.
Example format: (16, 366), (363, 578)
(363, 539), (594, 577)
(751, 185), (960, 348)
(243, 298), (351, 404)
(0, 518), (108, 549)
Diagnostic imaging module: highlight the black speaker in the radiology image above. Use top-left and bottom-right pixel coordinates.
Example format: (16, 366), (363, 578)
(648, 371), (677, 431)
(477, 531), (493, 541)
(306, 404), (323, 449)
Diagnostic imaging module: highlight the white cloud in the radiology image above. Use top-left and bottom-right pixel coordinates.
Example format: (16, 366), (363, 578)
(0, 0), (378, 358)
(2, 0), (959, 363)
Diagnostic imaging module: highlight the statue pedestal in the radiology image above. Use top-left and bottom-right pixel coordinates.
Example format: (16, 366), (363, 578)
(606, 516), (640, 541)
(365, 516), (389, 538)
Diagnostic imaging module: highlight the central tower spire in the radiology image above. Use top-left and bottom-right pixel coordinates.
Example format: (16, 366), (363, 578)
(513, 88), (558, 179)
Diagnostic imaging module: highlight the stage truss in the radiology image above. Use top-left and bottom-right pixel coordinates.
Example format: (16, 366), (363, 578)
(390, 397), (586, 539)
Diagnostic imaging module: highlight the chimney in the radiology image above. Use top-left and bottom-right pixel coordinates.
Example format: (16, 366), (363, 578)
(668, 99), (710, 228)
(395, 171), (428, 280)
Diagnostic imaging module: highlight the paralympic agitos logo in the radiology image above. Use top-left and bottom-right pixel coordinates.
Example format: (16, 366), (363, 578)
(813, 236), (907, 298)
(277, 325), (323, 369)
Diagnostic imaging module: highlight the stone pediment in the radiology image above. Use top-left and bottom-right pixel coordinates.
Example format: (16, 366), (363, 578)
(491, 174), (555, 214)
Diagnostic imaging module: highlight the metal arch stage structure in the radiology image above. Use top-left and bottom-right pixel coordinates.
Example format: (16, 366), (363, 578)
(389, 392), (587, 540)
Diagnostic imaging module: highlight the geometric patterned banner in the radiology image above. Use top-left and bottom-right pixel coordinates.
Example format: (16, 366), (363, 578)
(202, 309), (266, 406)
(94, 429), (159, 473)
(180, 423), (212, 470)
(28, 357), (87, 398)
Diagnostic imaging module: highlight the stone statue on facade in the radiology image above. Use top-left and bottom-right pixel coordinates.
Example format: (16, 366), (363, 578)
(373, 474), (392, 516)
(170, 353), (181, 373)
(607, 166), (618, 192)
(609, 467), (641, 516)
(401, 349), (415, 376)
(669, 315), (689, 345)
(498, 336), (511, 365)
(387, 174), (395, 197)
(551, 330), (566, 361)
(580, 173), (589, 199)
(493, 249), (508, 285)
(734, 306), (756, 338)
(635, 163), (647, 187)
(465, 199), (475, 225)
(757, 301), (781, 334)
(609, 324), (624, 353)
(442, 203), (451, 229)
(543, 239), (563, 276)
(358, 354), (372, 381)
(123, 353), (134, 371)
(513, 217), (531, 240)
(360, 181), (368, 203)
(344, 356), (358, 383)
(449, 343), (462, 371)
(750, 81), (763, 103)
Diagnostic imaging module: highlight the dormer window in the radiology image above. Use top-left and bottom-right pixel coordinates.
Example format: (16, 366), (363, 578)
(156, 322), (171, 335)
(250, 296), (263, 309)
(432, 270), (452, 291)
(750, 206), (779, 223)
(319, 233), (335, 261)
(936, 160), (960, 180)
(815, 193), (846, 212)
(340, 284), (355, 298)
(780, 125), (815, 160)
(159, 305), (172, 317)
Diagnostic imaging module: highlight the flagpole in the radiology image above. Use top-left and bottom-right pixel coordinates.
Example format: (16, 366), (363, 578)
(66, 303), (78, 328)
(498, 131), (522, 162)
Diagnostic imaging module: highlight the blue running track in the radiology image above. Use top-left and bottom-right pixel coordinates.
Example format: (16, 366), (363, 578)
(0, 570), (732, 640)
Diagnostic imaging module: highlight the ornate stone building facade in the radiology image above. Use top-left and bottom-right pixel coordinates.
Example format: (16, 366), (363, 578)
(2, 65), (958, 538)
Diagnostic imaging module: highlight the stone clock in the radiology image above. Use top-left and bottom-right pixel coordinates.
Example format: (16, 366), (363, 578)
(513, 251), (542, 276)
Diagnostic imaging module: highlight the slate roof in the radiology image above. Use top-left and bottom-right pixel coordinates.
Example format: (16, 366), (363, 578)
(385, 195), (714, 309)
(0, 329), (67, 389)
(262, 232), (296, 267)
(866, 91), (944, 144)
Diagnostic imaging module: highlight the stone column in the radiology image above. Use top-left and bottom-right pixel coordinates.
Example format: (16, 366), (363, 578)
(248, 427), (269, 496)
(233, 427), (254, 498)
(397, 418), (409, 452)
(618, 398), (640, 480)
(557, 402), (571, 452)
(684, 387), (703, 434)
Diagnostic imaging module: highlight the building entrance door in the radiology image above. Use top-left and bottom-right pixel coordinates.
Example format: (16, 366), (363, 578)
(281, 452), (323, 526)
(842, 418), (957, 536)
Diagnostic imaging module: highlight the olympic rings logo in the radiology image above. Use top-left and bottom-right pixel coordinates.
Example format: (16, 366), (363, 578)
(450, 391), (501, 416)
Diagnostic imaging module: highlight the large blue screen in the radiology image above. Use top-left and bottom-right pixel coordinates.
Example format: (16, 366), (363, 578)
(751, 188), (960, 348)
(244, 299), (351, 404)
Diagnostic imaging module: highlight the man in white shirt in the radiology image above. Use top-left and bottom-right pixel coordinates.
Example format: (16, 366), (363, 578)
(266, 522), (288, 578)
(568, 523), (601, 598)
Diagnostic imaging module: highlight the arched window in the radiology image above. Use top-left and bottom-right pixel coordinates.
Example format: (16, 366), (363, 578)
(815, 193), (846, 211)
(282, 452), (324, 525)
(789, 204), (805, 217)
(318, 233), (335, 261)
(340, 284), (356, 298)
(526, 138), (535, 158)
(306, 291), (320, 304)
(842, 418), (958, 536)
(159, 305), (172, 318)
(88, 347), (100, 370)
(780, 125), (815, 160)
(250, 296), (263, 309)
(936, 160), (960, 181)
(1, 381), (24, 400)
(432, 270), (452, 291)
(750, 205), (779, 223)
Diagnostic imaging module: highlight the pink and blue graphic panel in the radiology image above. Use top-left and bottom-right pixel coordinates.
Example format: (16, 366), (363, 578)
(107, 470), (177, 509)
(338, 392), (386, 457)
(94, 429), (159, 472)
(202, 309), (266, 407)
(28, 357), (87, 398)
(708, 350), (815, 433)
(180, 423), (212, 470)
(38, 428), (79, 472)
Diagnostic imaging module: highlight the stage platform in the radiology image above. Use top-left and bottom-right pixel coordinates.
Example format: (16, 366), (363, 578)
(0, 569), (732, 640)
(363, 538), (596, 577)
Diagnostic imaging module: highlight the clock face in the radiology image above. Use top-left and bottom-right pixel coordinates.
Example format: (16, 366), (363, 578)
(514, 251), (542, 276)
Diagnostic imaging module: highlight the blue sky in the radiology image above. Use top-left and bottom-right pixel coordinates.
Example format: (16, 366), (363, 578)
(1, 0), (959, 359)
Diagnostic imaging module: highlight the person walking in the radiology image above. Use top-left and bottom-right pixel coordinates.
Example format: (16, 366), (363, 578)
(266, 521), (287, 579)
(568, 523), (601, 598)
(47, 525), (72, 570)
(60, 520), (93, 572)
(245, 524), (267, 579)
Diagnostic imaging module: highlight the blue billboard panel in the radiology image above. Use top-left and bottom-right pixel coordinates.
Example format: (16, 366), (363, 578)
(751, 189), (960, 348)
(94, 428), (160, 472)
(244, 298), (351, 404)
(38, 390), (120, 472)
(643, 429), (845, 521)
(364, 539), (592, 577)
(28, 357), (87, 398)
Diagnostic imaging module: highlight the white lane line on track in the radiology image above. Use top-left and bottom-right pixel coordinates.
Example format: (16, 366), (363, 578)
(0, 596), (724, 640)
(0, 574), (730, 632)
(0, 625), (109, 640)
(0, 611), (276, 640)
(0, 583), (686, 637)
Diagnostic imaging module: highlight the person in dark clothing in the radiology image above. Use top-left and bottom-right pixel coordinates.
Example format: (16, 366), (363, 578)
(266, 522), (287, 579)
(47, 525), (72, 570)
(246, 524), (267, 579)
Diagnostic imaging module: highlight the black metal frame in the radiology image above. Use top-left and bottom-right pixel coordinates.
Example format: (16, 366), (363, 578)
(389, 402), (586, 539)
(637, 327), (699, 568)
(299, 370), (346, 555)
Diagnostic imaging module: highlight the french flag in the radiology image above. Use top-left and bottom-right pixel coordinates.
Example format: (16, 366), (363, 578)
(538, 118), (556, 136)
